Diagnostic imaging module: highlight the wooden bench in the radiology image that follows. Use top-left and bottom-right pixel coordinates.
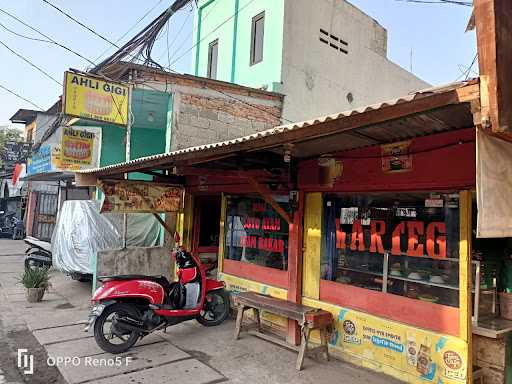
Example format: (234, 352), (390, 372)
(233, 291), (333, 370)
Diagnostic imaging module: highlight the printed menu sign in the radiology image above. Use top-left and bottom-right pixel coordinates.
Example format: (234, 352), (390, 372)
(99, 181), (182, 213)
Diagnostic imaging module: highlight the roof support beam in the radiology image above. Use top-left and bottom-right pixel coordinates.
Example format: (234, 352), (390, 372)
(174, 167), (271, 179)
(246, 176), (292, 225)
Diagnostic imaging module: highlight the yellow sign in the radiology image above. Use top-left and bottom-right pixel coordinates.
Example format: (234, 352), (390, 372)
(302, 298), (468, 384)
(99, 181), (183, 213)
(61, 127), (95, 165)
(63, 71), (129, 126)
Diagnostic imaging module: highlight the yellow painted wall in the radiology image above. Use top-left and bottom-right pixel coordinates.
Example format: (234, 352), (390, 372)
(458, 190), (473, 383)
(219, 272), (289, 329)
(303, 193), (322, 299)
(302, 297), (469, 384)
(301, 192), (472, 384)
(188, 190), (473, 384)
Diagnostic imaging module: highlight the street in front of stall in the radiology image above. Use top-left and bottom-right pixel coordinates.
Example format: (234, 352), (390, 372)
(0, 240), (396, 384)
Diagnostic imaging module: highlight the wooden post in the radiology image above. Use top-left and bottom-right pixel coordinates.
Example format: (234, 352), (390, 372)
(152, 213), (176, 238)
(181, 193), (194, 250)
(25, 191), (37, 237)
(217, 194), (227, 274)
(302, 193), (323, 300)
(287, 191), (304, 345)
(459, 190), (473, 384)
(474, 0), (512, 135)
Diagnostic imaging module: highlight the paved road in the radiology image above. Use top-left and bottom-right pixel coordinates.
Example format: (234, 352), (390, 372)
(0, 240), (224, 384)
(0, 240), (63, 384)
(0, 239), (399, 384)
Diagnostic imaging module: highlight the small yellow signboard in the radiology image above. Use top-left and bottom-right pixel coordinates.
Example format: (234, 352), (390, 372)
(61, 126), (95, 165)
(63, 71), (129, 126)
(99, 181), (183, 213)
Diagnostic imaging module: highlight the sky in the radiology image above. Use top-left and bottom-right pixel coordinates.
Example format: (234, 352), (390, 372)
(0, 0), (476, 126)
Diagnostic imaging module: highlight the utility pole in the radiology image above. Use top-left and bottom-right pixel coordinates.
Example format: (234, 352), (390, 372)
(122, 69), (133, 249)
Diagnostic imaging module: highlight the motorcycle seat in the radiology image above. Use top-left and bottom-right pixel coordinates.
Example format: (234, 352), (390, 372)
(98, 275), (173, 291)
(98, 274), (166, 281)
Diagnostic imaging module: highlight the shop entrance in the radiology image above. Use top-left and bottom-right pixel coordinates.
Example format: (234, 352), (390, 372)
(192, 196), (221, 268)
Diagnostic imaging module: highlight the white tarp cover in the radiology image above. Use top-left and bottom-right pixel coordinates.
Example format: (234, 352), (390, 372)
(51, 200), (160, 274)
(477, 129), (512, 238)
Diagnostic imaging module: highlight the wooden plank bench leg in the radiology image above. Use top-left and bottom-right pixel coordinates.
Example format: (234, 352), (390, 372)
(253, 308), (262, 332)
(296, 325), (311, 371)
(320, 327), (330, 361)
(234, 305), (247, 340)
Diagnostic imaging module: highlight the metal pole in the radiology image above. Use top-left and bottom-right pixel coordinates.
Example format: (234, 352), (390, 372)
(122, 70), (133, 249)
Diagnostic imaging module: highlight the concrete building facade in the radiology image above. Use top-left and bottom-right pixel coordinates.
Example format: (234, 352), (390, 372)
(129, 66), (283, 151)
(193, 0), (430, 122)
(12, 63), (283, 240)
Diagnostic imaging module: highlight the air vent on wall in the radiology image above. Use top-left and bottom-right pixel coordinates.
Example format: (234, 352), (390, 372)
(319, 28), (348, 54)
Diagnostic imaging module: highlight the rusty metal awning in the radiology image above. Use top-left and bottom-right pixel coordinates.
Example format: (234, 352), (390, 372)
(77, 79), (480, 180)
(22, 172), (75, 182)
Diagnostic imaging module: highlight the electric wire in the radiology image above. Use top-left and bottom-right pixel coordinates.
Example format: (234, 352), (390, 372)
(140, 66), (294, 124)
(395, 0), (472, 6)
(40, 0), (119, 48)
(168, 0), (218, 64)
(93, 0), (164, 62)
(455, 53), (478, 81)
(0, 39), (62, 85)
(1, 1), (290, 127)
(166, 0), (257, 70)
(0, 83), (44, 110)
(166, 22), (171, 69)
(159, 7), (192, 64)
(0, 21), (53, 44)
(0, 7), (96, 66)
(0, 8), (134, 122)
(92, 1), (194, 73)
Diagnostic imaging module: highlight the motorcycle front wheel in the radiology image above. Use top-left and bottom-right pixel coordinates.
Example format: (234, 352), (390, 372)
(94, 303), (140, 354)
(197, 289), (230, 327)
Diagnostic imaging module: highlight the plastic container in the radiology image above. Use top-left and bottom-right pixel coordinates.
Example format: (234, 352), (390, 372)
(499, 292), (512, 320)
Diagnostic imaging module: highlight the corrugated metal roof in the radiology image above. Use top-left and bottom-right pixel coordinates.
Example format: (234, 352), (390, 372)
(78, 79), (479, 176)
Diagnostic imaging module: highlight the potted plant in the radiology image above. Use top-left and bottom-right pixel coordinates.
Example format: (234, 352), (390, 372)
(19, 267), (50, 303)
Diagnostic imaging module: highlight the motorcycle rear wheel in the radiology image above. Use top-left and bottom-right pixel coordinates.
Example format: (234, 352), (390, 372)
(94, 303), (140, 354)
(197, 289), (230, 327)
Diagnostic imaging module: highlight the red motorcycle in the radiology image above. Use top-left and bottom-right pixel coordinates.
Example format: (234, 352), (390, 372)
(85, 242), (229, 354)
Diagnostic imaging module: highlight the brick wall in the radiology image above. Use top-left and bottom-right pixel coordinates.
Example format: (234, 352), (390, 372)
(172, 92), (281, 150)
(134, 71), (283, 151)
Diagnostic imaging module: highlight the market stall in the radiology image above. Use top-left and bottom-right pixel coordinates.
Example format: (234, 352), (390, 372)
(76, 79), (512, 384)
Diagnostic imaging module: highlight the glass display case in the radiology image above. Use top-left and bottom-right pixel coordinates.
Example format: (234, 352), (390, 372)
(335, 253), (496, 313)
(321, 192), (462, 307)
(472, 259), (498, 323)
